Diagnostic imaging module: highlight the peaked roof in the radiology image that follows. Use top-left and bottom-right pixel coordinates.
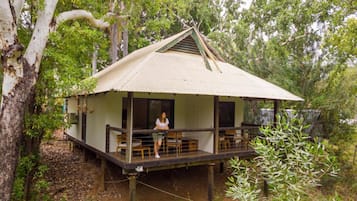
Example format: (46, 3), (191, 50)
(92, 27), (303, 101)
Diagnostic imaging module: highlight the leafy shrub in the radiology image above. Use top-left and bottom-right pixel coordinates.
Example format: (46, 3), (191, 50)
(226, 114), (339, 201)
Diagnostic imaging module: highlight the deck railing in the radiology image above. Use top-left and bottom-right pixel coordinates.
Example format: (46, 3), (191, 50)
(105, 124), (261, 163)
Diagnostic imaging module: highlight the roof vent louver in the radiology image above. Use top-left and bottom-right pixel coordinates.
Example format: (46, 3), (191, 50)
(168, 36), (201, 55)
(156, 27), (224, 72)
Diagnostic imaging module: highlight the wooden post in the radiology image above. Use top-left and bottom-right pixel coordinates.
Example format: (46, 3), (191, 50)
(99, 158), (107, 191)
(219, 162), (224, 173)
(214, 96), (219, 154)
(208, 163), (215, 201)
(82, 148), (89, 163)
(128, 172), (137, 201)
(81, 96), (87, 142)
(273, 100), (280, 126)
(126, 92), (134, 163)
(105, 124), (110, 153)
(69, 141), (73, 152)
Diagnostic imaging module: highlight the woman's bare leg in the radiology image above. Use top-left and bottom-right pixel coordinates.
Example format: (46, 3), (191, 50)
(157, 139), (162, 154)
(154, 142), (158, 156)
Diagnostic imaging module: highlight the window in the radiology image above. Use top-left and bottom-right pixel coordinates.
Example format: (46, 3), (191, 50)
(219, 102), (235, 127)
(122, 98), (174, 129)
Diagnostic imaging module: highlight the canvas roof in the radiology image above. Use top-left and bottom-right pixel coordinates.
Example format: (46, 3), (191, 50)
(92, 27), (303, 101)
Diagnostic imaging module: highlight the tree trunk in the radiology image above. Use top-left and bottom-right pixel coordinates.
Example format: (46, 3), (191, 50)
(109, 0), (119, 64)
(122, 21), (128, 57)
(120, 1), (128, 57)
(92, 44), (98, 75)
(0, 1), (57, 199)
(110, 23), (119, 63)
(0, 59), (37, 200)
(23, 90), (42, 201)
(0, 1), (111, 199)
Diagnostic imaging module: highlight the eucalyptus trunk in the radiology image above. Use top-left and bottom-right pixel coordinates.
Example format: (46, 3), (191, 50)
(0, 1), (111, 199)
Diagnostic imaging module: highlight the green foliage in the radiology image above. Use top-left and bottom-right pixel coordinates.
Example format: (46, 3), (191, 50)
(71, 77), (98, 95)
(207, 0), (357, 165)
(326, 18), (357, 63)
(116, 0), (221, 53)
(312, 67), (357, 141)
(12, 156), (36, 201)
(12, 155), (49, 201)
(226, 115), (338, 201)
(226, 159), (261, 201)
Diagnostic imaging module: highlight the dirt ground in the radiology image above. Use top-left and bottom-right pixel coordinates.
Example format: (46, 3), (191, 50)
(41, 133), (234, 201)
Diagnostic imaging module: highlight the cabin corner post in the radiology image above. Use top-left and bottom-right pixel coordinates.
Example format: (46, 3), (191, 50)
(105, 124), (110, 153)
(207, 162), (215, 201)
(214, 96), (219, 154)
(126, 92), (134, 163)
(81, 96), (87, 143)
(273, 100), (280, 126)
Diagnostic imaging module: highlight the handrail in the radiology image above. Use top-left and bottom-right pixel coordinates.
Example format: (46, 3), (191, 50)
(107, 125), (260, 135)
(108, 126), (127, 133)
(218, 126), (260, 131)
(133, 128), (215, 134)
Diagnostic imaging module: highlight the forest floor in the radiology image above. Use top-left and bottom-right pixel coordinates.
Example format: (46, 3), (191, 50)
(40, 132), (233, 201)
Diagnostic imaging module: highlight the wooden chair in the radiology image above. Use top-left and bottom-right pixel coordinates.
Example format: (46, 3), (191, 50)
(166, 132), (183, 154)
(116, 134), (151, 159)
(225, 130), (249, 149)
(219, 135), (230, 150)
(224, 129), (237, 147)
(240, 129), (250, 150)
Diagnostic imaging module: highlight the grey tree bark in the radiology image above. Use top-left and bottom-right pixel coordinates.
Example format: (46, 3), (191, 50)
(0, 1), (111, 199)
(120, 1), (129, 57)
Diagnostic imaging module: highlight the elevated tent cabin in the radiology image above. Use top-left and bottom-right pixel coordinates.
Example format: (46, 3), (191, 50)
(65, 27), (302, 199)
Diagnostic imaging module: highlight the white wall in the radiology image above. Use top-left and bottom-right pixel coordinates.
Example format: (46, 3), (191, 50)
(182, 95), (214, 153)
(67, 92), (244, 154)
(67, 92), (123, 152)
(86, 92), (123, 152)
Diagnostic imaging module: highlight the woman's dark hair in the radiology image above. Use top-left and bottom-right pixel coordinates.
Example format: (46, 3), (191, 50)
(159, 112), (166, 123)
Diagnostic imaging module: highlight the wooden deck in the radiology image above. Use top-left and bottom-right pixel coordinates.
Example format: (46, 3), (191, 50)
(108, 146), (255, 170)
(65, 133), (256, 171)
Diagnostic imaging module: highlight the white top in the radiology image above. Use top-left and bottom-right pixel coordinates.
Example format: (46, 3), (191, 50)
(155, 118), (169, 129)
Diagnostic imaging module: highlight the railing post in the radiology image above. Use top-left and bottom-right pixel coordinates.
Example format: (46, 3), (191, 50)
(126, 92), (134, 163)
(105, 124), (110, 153)
(214, 96), (219, 154)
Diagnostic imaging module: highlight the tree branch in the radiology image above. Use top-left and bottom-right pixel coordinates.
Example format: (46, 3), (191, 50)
(55, 10), (128, 30)
(280, 33), (306, 46)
